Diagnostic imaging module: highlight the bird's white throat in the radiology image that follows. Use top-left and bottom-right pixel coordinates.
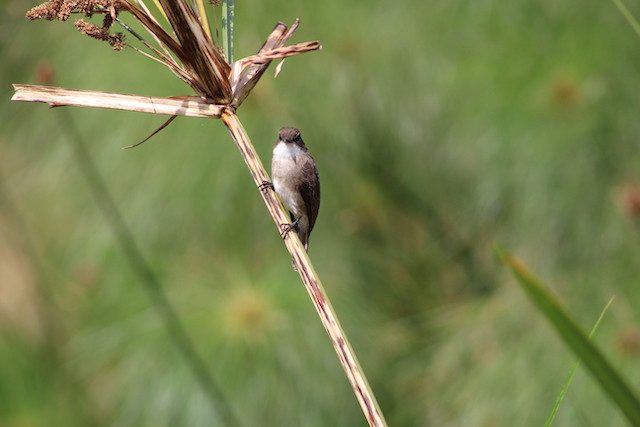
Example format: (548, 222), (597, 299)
(273, 140), (305, 162)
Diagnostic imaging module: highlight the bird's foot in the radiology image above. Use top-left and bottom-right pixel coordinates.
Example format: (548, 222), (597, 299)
(259, 180), (274, 192)
(279, 217), (300, 239)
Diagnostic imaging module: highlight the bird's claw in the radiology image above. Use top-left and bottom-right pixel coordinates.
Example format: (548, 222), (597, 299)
(279, 218), (300, 239)
(259, 180), (274, 192)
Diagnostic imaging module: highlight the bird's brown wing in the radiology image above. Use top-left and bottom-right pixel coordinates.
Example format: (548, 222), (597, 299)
(299, 157), (320, 233)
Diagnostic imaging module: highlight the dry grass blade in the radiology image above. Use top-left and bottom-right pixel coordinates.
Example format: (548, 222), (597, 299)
(12, 85), (224, 118)
(149, 0), (169, 24)
(193, 0), (212, 41)
(99, 2), (195, 86)
(230, 21), (286, 85)
(239, 41), (321, 66)
(229, 22), (287, 103)
(122, 1), (229, 99)
(134, 0), (175, 59)
(123, 115), (178, 149)
(280, 18), (300, 43)
(158, 0), (231, 101)
(231, 19), (317, 107)
(121, 1), (181, 57)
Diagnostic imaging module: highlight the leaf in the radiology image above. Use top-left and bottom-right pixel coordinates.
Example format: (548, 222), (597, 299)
(123, 115), (177, 149)
(497, 248), (640, 426)
(274, 59), (285, 78)
(545, 297), (615, 426)
(230, 21), (288, 107)
(230, 19), (322, 107)
(158, 0), (231, 101)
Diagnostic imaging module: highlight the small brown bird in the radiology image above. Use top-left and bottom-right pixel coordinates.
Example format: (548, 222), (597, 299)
(269, 127), (320, 251)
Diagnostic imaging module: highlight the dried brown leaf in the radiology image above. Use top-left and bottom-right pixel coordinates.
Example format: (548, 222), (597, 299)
(231, 21), (321, 107)
(158, 0), (231, 101)
(230, 21), (288, 107)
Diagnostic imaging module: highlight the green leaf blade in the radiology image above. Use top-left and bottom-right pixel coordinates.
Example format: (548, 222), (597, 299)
(545, 297), (615, 427)
(497, 248), (640, 426)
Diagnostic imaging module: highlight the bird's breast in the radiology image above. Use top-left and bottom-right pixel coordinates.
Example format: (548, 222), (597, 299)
(272, 142), (306, 182)
(272, 142), (307, 217)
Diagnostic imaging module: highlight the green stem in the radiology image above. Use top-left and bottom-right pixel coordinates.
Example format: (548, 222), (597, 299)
(221, 0), (234, 62)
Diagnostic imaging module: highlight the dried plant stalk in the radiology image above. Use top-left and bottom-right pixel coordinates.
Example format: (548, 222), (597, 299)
(12, 85), (224, 118)
(222, 112), (387, 427)
(230, 19), (301, 107)
(237, 41), (321, 66)
(157, 0), (231, 101)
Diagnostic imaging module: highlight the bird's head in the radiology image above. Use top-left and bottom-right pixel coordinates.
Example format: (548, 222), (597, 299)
(278, 127), (303, 145)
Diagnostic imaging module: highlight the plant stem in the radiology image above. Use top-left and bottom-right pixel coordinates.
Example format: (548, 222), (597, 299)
(12, 85), (224, 118)
(221, 111), (388, 427)
(221, 0), (234, 62)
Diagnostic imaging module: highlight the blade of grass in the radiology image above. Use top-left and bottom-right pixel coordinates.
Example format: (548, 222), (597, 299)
(545, 297), (615, 427)
(158, 0), (231, 101)
(194, 0), (212, 41)
(497, 247), (640, 426)
(611, 0), (640, 39)
(135, 0), (176, 59)
(221, 0), (234, 62)
(150, 0), (169, 24)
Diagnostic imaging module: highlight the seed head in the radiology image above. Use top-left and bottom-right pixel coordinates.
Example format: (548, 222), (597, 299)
(75, 19), (125, 50)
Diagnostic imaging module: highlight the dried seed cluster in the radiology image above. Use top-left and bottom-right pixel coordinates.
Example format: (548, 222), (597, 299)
(27, 0), (125, 50)
(26, 0), (124, 21)
(75, 19), (125, 50)
(24, 0), (321, 105)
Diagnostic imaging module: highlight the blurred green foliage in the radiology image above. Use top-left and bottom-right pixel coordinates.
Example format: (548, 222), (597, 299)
(1, 0), (640, 425)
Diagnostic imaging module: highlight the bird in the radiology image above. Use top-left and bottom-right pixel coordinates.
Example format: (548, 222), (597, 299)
(266, 127), (320, 251)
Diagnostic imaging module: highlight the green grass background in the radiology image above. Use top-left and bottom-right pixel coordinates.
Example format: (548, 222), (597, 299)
(1, 0), (640, 425)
